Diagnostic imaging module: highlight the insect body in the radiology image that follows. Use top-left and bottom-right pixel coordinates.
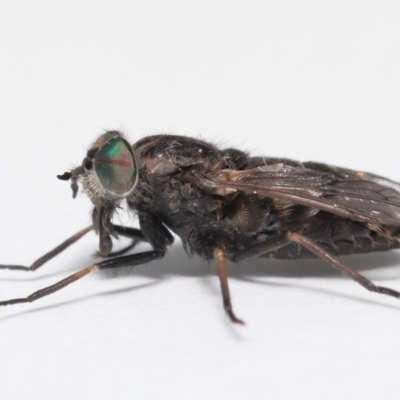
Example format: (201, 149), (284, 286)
(2, 131), (400, 324)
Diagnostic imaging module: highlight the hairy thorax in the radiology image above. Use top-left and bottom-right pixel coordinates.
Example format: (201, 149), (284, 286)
(127, 135), (400, 261)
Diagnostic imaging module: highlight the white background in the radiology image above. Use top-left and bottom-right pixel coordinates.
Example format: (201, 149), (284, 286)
(1, 1), (400, 399)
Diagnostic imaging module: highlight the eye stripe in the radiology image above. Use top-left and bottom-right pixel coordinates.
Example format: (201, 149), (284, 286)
(95, 157), (132, 168)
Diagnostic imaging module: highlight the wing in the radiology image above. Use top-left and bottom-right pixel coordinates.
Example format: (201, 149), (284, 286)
(198, 162), (400, 226)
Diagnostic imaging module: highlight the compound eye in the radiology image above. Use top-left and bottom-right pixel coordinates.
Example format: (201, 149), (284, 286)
(94, 137), (137, 195)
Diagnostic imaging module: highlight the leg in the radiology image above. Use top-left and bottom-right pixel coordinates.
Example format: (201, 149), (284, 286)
(0, 211), (171, 307)
(286, 231), (400, 299)
(228, 231), (400, 302)
(0, 224), (150, 272)
(101, 241), (138, 257)
(214, 248), (245, 325)
(112, 225), (146, 241)
(213, 234), (289, 324)
(0, 226), (94, 272)
(95, 225), (148, 257)
(229, 233), (290, 262)
(0, 250), (165, 307)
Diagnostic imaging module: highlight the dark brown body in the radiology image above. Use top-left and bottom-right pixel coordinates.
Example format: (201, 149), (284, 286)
(129, 135), (400, 261)
(2, 131), (400, 323)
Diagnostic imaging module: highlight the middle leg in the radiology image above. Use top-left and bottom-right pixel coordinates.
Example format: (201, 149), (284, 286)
(214, 248), (244, 325)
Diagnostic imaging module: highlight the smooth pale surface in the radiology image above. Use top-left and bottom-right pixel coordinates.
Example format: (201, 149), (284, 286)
(1, 1), (400, 399)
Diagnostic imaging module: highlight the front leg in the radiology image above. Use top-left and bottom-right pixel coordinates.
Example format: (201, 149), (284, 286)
(0, 212), (173, 307)
(0, 250), (166, 307)
(0, 225), (94, 272)
(0, 224), (150, 273)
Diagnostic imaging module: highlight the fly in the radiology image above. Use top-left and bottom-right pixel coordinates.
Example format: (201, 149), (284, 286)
(2, 130), (400, 324)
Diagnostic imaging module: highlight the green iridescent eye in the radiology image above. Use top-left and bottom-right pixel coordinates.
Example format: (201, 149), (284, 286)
(94, 137), (137, 195)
